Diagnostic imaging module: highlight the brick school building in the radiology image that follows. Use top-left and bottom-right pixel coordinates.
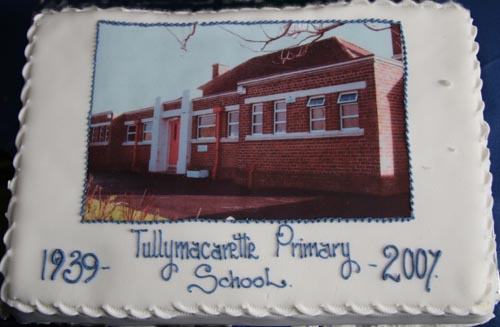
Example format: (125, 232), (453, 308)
(88, 29), (409, 196)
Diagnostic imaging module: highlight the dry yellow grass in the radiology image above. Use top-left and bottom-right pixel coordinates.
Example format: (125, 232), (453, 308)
(84, 198), (170, 222)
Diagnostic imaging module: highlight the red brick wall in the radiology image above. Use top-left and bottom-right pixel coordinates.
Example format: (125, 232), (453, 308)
(190, 142), (239, 167)
(122, 110), (154, 121)
(240, 60), (378, 134)
(190, 93), (240, 175)
(88, 145), (110, 171)
(390, 24), (402, 58)
(89, 58), (409, 196)
(193, 93), (239, 110)
(244, 61), (372, 97)
(374, 60), (409, 194)
(108, 141), (151, 172)
(90, 112), (112, 124)
(191, 93), (240, 139)
(163, 101), (181, 111)
(88, 112), (113, 171)
(189, 59), (400, 194)
(238, 60), (382, 193)
(190, 144), (215, 171)
(88, 109), (153, 173)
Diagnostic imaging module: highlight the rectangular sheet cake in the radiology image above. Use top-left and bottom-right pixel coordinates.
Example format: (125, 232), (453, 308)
(1, 1), (498, 325)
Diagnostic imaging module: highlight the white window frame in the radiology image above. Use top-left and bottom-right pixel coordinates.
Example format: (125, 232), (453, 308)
(307, 96), (326, 132)
(227, 111), (239, 138)
(337, 91), (358, 104)
(310, 108), (326, 132)
(197, 113), (216, 139)
(89, 123), (110, 145)
(338, 91), (359, 130)
(274, 100), (286, 134)
(142, 121), (152, 141)
(90, 127), (98, 143)
(307, 95), (326, 107)
(252, 103), (263, 135)
(126, 124), (137, 142)
(98, 126), (105, 142)
(103, 126), (109, 142)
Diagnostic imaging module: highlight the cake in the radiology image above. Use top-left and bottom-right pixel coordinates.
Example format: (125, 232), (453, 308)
(2, 1), (498, 325)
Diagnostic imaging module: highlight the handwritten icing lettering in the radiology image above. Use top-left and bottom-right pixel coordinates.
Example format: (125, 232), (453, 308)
(275, 224), (361, 280)
(41, 227), (444, 293)
(41, 248), (107, 284)
(382, 245), (442, 292)
(340, 243), (362, 280)
(275, 223), (294, 257)
(131, 229), (259, 261)
(131, 228), (260, 281)
(415, 248), (427, 279)
(160, 261), (179, 281)
(426, 250), (442, 292)
(37, 229), (443, 294)
(402, 248), (415, 279)
(187, 264), (287, 294)
(382, 245), (401, 282)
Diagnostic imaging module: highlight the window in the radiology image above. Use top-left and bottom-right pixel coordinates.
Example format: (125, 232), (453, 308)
(103, 126), (109, 142)
(338, 91), (358, 104)
(142, 122), (152, 141)
(98, 126), (105, 142)
(91, 127), (99, 143)
(307, 96), (325, 107)
(227, 111), (239, 138)
(307, 96), (326, 132)
(338, 91), (359, 129)
(274, 101), (286, 134)
(310, 107), (326, 131)
(90, 125), (109, 143)
(126, 125), (137, 142)
(197, 114), (216, 138)
(252, 104), (263, 135)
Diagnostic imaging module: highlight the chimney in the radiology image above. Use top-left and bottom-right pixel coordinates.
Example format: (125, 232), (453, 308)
(390, 24), (403, 61)
(212, 63), (230, 79)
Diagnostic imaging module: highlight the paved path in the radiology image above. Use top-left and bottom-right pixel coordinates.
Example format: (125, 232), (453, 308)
(91, 172), (411, 220)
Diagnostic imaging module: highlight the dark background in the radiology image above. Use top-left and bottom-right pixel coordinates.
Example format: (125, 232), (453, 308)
(1, 0), (499, 326)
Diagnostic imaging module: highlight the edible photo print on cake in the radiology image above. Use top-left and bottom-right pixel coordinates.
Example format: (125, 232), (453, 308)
(84, 21), (411, 222)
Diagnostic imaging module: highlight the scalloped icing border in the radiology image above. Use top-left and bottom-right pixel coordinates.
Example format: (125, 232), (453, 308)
(1, 0), (498, 323)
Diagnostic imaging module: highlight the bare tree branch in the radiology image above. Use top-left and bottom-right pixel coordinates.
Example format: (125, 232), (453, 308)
(363, 23), (392, 32)
(259, 23), (293, 50)
(274, 23), (344, 63)
(217, 23), (293, 51)
(165, 27), (185, 49)
(220, 22), (346, 63)
(166, 24), (197, 52)
(180, 24), (197, 51)
(165, 22), (393, 63)
(364, 23), (401, 50)
(259, 24), (273, 40)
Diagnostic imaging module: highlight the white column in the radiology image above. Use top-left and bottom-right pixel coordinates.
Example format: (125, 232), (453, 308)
(177, 90), (192, 174)
(148, 96), (163, 172)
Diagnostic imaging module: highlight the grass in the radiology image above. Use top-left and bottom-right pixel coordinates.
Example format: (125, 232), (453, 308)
(84, 198), (169, 221)
(83, 175), (170, 222)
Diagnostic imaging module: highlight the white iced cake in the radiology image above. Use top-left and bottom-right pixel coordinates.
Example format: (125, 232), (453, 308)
(2, 1), (498, 325)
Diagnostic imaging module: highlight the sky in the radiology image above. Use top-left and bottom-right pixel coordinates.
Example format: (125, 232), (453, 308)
(92, 22), (394, 115)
